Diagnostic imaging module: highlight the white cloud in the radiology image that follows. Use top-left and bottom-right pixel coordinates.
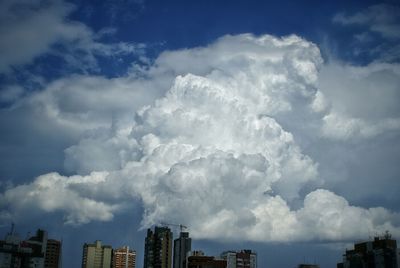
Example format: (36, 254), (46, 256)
(0, 0), (144, 73)
(317, 62), (400, 140)
(296, 190), (400, 241)
(333, 4), (400, 39)
(1, 33), (400, 243)
(0, 172), (120, 225)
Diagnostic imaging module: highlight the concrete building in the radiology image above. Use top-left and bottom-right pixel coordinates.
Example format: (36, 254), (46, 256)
(173, 232), (191, 268)
(82, 240), (112, 268)
(113, 246), (136, 268)
(44, 239), (61, 268)
(143, 226), (173, 268)
(221, 250), (256, 268)
(337, 233), (398, 268)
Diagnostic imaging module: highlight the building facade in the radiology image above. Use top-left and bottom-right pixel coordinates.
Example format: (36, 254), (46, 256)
(44, 239), (61, 268)
(143, 226), (173, 268)
(113, 246), (136, 268)
(337, 234), (398, 268)
(187, 251), (226, 268)
(82, 240), (112, 268)
(0, 227), (61, 268)
(173, 232), (191, 268)
(221, 250), (257, 268)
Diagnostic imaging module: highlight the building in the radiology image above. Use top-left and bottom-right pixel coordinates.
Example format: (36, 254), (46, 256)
(337, 233), (398, 268)
(0, 226), (24, 268)
(221, 250), (257, 268)
(25, 229), (48, 268)
(187, 251), (226, 268)
(44, 239), (62, 268)
(173, 232), (191, 268)
(82, 240), (112, 268)
(113, 246), (136, 268)
(143, 226), (173, 268)
(0, 226), (61, 268)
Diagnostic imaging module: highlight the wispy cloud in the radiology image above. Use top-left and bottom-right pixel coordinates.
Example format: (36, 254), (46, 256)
(333, 4), (400, 39)
(0, 0), (144, 74)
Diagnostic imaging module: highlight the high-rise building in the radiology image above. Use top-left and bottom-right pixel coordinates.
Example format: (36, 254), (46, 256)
(82, 240), (112, 268)
(143, 226), (173, 268)
(44, 239), (61, 268)
(337, 233), (398, 268)
(113, 246), (136, 268)
(173, 232), (191, 268)
(221, 250), (256, 268)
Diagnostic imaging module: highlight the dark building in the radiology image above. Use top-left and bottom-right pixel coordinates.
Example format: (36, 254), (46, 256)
(0, 226), (59, 268)
(173, 232), (191, 268)
(337, 233), (398, 268)
(144, 226), (173, 268)
(45, 239), (62, 268)
(187, 254), (226, 268)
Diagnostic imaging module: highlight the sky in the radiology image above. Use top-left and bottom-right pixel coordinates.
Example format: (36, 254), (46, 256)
(0, 0), (400, 267)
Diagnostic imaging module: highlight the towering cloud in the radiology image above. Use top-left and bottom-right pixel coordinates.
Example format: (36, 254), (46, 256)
(1, 34), (399, 242)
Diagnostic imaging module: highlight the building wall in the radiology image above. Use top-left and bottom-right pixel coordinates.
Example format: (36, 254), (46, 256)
(45, 239), (61, 268)
(113, 246), (136, 268)
(223, 253), (236, 268)
(221, 250), (256, 268)
(82, 240), (112, 268)
(339, 236), (398, 268)
(0, 228), (63, 268)
(0, 252), (13, 268)
(144, 226), (172, 268)
(173, 232), (191, 268)
(187, 255), (227, 268)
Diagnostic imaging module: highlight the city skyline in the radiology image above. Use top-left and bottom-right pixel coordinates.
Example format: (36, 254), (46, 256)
(1, 0), (400, 267)
(1, 225), (399, 267)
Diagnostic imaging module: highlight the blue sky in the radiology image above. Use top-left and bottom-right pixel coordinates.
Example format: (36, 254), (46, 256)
(1, 0), (400, 267)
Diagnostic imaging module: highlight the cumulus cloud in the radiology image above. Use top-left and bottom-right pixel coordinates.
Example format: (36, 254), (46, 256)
(1, 33), (400, 243)
(317, 62), (400, 140)
(0, 0), (144, 73)
(0, 172), (120, 225)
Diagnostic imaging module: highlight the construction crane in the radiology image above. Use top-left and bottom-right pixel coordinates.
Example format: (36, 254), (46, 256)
(160, 222), (188, 232)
